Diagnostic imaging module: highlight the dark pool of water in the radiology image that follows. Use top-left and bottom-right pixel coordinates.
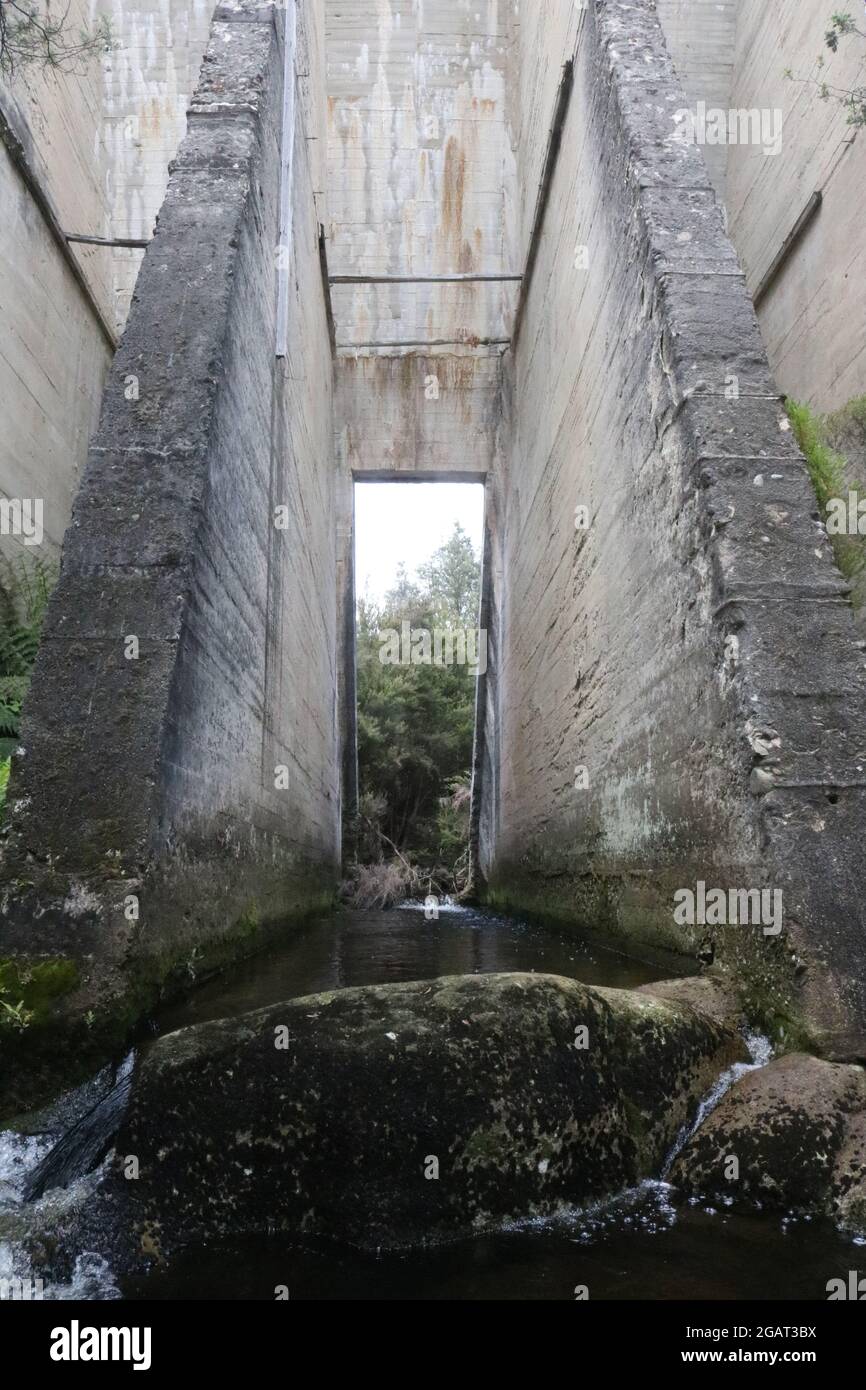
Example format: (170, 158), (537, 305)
(124, 1194), (862, 1302)
(154, 904), (673, 1036)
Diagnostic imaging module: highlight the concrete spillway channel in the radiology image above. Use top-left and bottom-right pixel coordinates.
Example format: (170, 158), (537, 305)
(1, 0), (866, 1296)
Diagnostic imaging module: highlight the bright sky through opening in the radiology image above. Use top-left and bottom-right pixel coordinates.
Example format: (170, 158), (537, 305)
(354, 482), (485, 607)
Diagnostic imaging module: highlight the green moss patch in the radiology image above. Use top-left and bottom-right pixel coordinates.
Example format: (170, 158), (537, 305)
(0, 956), (80, 1030)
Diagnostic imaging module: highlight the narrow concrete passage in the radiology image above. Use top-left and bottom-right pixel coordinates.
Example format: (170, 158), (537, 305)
(2, 0), (866, 1127)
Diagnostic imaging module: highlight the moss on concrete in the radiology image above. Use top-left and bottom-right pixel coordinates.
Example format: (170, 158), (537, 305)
(786, 396), (866, 600)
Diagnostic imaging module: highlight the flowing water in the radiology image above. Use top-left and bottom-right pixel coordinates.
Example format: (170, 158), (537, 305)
(1, 906), (861, 1301)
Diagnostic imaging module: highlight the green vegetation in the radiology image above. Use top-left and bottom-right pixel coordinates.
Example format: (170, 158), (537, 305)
(784, 12), (866, 127)
(348, 523), (482, 905)
(0, 1), (112, 78)
(785, 396), (866, 596)
(0, 554), (56, 813)
(0, 955), (79, 1032)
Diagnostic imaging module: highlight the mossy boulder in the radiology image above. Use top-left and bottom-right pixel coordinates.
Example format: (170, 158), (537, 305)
(112, 972), (746, 1258)
(637, 974), (744, 1034)
(670, 1052), (866, 1234)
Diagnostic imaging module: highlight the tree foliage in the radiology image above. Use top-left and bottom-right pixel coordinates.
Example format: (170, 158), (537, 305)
(0, 555), (55, 762)
(0, 2), (112, 80)
(355, 523), (481, 889)
(784, 11), (866, 127)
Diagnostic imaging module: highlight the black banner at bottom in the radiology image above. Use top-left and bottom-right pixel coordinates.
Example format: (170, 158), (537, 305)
(3, 1297), (862, 1374)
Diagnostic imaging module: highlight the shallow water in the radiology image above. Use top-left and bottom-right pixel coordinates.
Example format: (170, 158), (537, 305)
(2, 906), (862, 1301)
(154, 904), (671, 1035)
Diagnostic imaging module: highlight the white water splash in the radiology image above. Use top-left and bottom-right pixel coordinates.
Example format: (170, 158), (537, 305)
(0, 1238), (120, 1301)
(497, 1030), (774, 1247)
(396, 898), (470, 914)
(0, 1130), (52, 1206)
(0, 1059), (133, 1302)
(663, 1029), (773, 1175)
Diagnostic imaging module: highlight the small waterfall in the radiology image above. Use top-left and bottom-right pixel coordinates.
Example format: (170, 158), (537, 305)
(662, 1030), (773, 1176)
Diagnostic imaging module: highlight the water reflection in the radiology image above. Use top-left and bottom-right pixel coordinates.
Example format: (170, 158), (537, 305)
(155, 905), (672, 1036)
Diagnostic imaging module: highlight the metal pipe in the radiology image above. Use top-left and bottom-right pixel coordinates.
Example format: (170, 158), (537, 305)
(510, 58), (575, 351)
(337, 337), (511, 351)
(318, 227), (337, 358)
(0, 101), (117, 350)
(275, 0), (298, 358)
(753, 192), (822, 309)
(66, 234), (150, 249)
(330, 273), (522, 285)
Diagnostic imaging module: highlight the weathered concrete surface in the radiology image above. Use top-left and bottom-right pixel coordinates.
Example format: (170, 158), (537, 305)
(99, 0), (217, 330)
(336, 350), (501, 478)
(325, 0), (517, 349)
(0, 0), (339, 1116)
(0, 1), (216, 562)
(653, 0), (866, 413)
(655, 0), (737, 205)
(480, 0), (866, 1056)
(5, 0), (866, 1117)
(726, 0), (866, 411)
(0, 135), (109, 561)
(671, 1052), (866, 1235)
(108, 972), (744, 1256)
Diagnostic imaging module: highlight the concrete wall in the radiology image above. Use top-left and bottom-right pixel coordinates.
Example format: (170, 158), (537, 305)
(0, 1), (214, 564)
(100, 0), (216, 329)
(0, 135), (110, 561)
(481, 0), (866, 1056)
(336, 350), (501, 478)
(324, 0), (517, 348)
(655, 0), (737, 205)
(0, 0), (113, 561)
(0, 0), (339, 1114)
(727, 0), (866, 410)
(655, 0), (866, 412)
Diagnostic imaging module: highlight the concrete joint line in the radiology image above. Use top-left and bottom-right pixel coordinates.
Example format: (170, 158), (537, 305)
(697, 454), (803, 464)
(689, 393), (783, 402)
(658, 269), (744, 280)
(188, 103), (262, 118)
(775, 782), (866, 791)
(713, 594), (850, 616)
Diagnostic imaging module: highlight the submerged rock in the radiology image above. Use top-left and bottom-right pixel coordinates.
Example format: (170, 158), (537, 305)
(670, 1052), (866, 1234)
(110, 972), (745, 1257)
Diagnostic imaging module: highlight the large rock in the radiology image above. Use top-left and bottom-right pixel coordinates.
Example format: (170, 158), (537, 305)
(670, 1052), (866, 1234)
(637, 975), (745, 1035)
(112, 972), (745, 1257)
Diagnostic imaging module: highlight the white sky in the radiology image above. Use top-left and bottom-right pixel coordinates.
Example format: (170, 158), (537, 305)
(354, 482), (485, 606)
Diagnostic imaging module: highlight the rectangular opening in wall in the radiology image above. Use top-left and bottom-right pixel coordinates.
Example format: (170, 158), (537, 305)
(349, 479), (486, 907)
